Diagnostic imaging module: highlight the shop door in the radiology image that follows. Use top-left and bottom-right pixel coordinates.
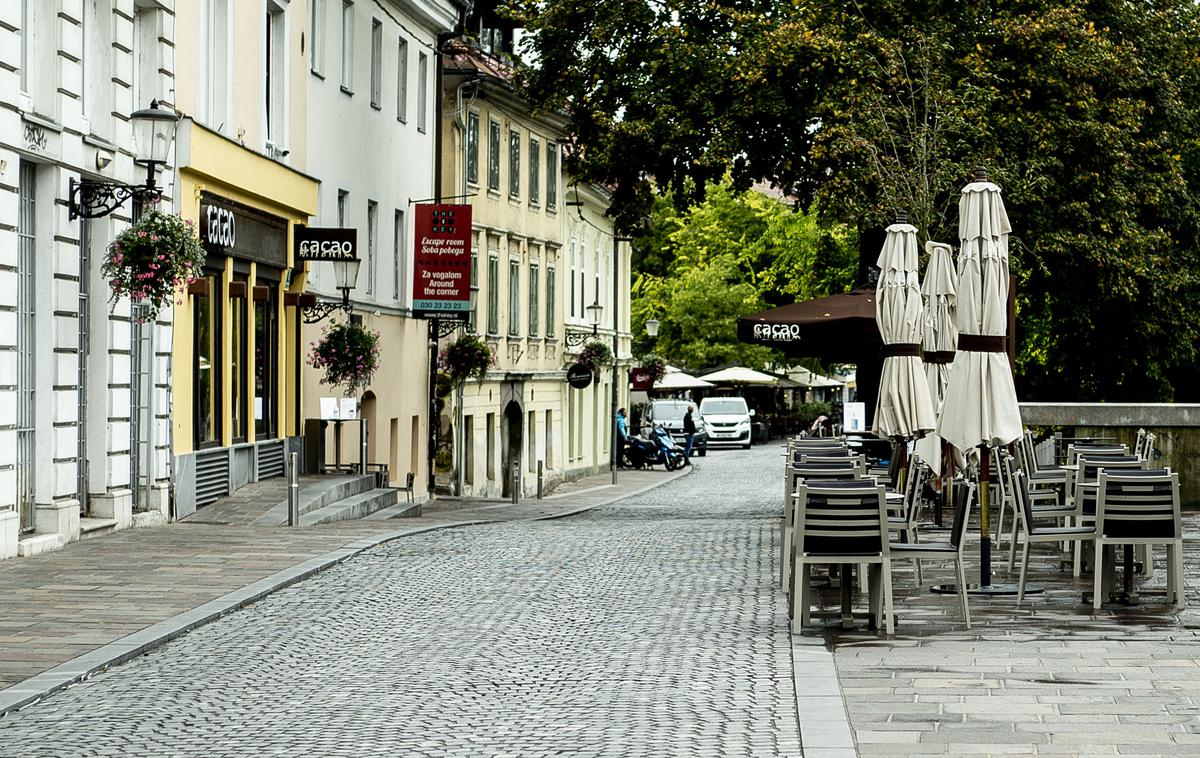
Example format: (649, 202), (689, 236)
(254, 289), (277, 439)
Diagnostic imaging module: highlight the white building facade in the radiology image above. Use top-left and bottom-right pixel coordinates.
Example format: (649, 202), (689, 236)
(300, 0), (460, 499)
(0, 0), (177, 560)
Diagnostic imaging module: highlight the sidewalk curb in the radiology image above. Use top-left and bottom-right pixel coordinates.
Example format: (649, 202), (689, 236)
(791, 634), (858, 758)
(0, 465), (692, 717)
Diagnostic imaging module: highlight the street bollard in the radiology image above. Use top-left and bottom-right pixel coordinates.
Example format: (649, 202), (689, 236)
(360, 418), (368, 476)
(287, 451), (300, 526)
(537, 460), (544, 500)
(511, 462), (520, 504)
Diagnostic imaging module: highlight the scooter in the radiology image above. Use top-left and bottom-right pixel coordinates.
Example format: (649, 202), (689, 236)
(622, 435), (658, 469)
(652, 424), (688, 471)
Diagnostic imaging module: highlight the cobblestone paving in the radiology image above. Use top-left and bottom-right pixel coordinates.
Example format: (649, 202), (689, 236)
(0, 447), (800, 757)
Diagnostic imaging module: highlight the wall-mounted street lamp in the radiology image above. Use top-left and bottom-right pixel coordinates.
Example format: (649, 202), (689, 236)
(69, 100), (179, 220)
(565, 300), (604, 347)
(301, 257), (361, 323)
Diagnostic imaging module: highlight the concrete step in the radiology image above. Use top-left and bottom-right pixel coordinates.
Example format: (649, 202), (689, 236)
(300, 488), (399, 526)
(17, 533), (62, 558)
(254, 474), (379, 526)
(361, 500), (422, 520)
(78, 517), (118, 541)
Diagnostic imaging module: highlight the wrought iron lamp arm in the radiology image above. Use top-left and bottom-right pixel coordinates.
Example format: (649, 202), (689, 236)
(68, 177), (162, 221)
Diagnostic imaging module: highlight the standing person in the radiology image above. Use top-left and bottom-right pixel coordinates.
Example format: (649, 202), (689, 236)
(682, 404), (697, 463)
(615, 408), (629, 468)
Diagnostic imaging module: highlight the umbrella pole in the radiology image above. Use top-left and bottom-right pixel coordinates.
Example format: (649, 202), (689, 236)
(978, 444), (992, 588)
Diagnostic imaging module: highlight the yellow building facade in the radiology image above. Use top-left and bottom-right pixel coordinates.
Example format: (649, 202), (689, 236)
(171, 1), (318, 516)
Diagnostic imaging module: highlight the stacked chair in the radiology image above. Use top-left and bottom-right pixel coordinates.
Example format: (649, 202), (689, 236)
(1093, 468), (1183, 609)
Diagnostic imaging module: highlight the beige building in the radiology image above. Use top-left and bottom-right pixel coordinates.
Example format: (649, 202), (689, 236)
(440, 43), (632, 498)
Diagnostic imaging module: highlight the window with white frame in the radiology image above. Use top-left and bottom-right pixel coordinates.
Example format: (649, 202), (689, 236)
(546, 267), (556, 337)
(508, 129), (521, 199)
(369, 18), (382, 108)
(340, 0), (354, 91)
(529, 138), (540, 206)
(202, 0), (231, 131)
(337, 189), (348, 227)
(20, 0), (28, 91)
(488, 119), (501, 191)
(85, 0), (117, 134)
(416, 52), (428, 133)
(396, 38), (408, 121)
(487, 254), (499, 335)
(310, 0), (326, 74)
(367, 200), (378, 294)
(132, 1), (161, 110)
(546, 143), (558, 210)
(508, 259), (521, 336)
(266, 1), (287, 149)
(528, 263), (539, 337)
(469, 242), (479, 331)
(466, 112), (480, 185)
(393, 209), (405, 301)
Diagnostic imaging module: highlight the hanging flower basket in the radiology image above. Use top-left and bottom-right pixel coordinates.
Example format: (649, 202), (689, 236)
(577, 340), (613, 371)
(446, 334), (493, 383)
(642, 356), (667, 385)
(307, 320), (381, 396)
(102, 210), (205, 322)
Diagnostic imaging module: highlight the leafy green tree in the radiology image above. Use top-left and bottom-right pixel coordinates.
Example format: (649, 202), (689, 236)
(513, 0), (1200, 400)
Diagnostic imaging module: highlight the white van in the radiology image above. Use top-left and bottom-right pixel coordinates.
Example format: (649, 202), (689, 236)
(699, 396), (754, 449)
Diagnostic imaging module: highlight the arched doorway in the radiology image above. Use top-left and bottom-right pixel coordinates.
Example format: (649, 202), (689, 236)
(501, 400), (523, 498)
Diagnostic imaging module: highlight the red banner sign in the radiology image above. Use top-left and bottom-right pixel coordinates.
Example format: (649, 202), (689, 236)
(412, 204), (472, 316)
(630, 367), (655, 391)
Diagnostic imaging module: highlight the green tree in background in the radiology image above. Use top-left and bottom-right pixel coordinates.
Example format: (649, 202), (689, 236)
(513, 0), (1200, 401)
(631, 180), (857, 370)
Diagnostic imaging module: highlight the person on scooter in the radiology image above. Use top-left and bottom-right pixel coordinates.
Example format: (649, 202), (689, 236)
(682, 405), (697, 464)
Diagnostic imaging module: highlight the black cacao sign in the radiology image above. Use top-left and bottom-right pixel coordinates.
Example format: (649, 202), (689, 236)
(199, 192), (287, 269)
(566, 363), (593, 389)
(295, 226), (357, 261)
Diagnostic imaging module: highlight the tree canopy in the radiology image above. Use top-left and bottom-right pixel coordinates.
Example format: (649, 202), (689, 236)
(512, 0), (1200, 400)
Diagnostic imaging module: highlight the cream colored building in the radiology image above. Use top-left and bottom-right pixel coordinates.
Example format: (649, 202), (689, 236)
(440, 43), (632, 498)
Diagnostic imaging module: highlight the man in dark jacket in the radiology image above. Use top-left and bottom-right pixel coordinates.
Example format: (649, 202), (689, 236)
(682, 405), (697, 462)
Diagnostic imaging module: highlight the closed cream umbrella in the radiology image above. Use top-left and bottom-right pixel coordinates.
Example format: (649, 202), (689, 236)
(935, 167), (1023, 593)
(872, 215), (936, 441)
(915, 241), (958, 476)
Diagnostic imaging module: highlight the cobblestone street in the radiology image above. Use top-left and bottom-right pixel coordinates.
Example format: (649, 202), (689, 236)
(0, 448), (801, 757)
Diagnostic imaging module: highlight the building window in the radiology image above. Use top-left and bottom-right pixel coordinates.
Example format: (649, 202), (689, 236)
(544, 410), (553, 470)
(508, 259), (520, 336)
(417, 52), (428, 133)
(464, 415), (474, 486)
(132, 3), (160, 110)
(466, 112), (479, 185)
(487, 255), (499, 335)
(529, 138), (540, 206)
(20, 0), (28, 91)
(230, 285), (248, 442)
(337, 189), (348, 227)
(266, 1), (287, 148)
(194, 274), (221, 447)
(485, 412), (495, 480)
(202, 0), (231, 130)
(340, 0), (354, 91)
(546, 267), (556, 338)
(508, 129), (521, 199)
(568, 241), (575, 318)
(393, 209), (405, 301)
(469, 245), (478, 331)
(16, 163), (37, 528)
(396, 38), (408, 121)
(528, 263), (539, 337)
(487, 120), (501, 192)
(310, 0), (326, 74)
(369, 18), (382, 108)
(367, 200), (378, 295)
(546, 143), (558, 210)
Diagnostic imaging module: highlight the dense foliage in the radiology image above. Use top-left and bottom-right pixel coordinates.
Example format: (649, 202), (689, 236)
(513, 0), (1200, 400)
(631, 180), (857, 370)
(103, 211), (205, 322)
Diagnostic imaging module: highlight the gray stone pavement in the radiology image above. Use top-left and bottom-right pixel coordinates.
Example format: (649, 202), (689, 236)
(0, 466), (680, 693)
(0, 447), (802, 757)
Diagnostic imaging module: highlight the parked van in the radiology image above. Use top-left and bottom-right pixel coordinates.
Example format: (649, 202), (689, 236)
(698, 396), (754, 449)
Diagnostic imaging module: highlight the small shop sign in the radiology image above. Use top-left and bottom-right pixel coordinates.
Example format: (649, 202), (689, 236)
(630, 367), (655, 390)
(412, 204), (472, 317)
(567, 363), (593, 389)
(295, 227), (357, 261)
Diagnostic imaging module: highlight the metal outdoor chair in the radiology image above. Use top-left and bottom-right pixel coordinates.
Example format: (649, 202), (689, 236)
(790, 480), (895, 635)
(1070, 454), (1147, 575)
(998, 453), (1075, 573)
(781, 461), (863, 590)
(889, 480), (976, 628)
(1012, 470), (1097, 605)
(886, 457), (930, 580)
(1093, 469), (1184, 610)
